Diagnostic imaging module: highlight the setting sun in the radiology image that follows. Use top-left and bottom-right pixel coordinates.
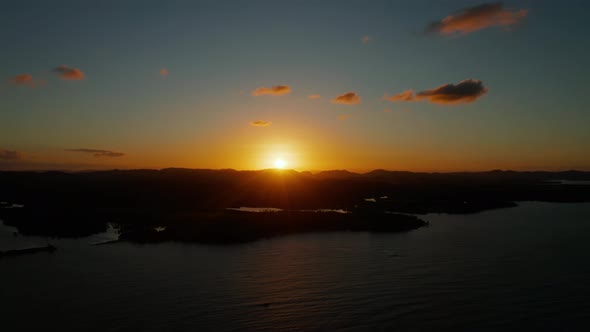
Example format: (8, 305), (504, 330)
(4, 2), (590, 331)
(274, 159), (287, 169)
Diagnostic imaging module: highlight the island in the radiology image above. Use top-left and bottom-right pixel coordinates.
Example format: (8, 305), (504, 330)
(1, 168), (589, 244)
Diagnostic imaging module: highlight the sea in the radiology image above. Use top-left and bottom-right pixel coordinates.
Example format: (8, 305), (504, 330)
(1, 202), (589, 331)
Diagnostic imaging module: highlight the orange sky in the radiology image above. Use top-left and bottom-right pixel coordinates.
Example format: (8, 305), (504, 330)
(2, 1), (590, 172)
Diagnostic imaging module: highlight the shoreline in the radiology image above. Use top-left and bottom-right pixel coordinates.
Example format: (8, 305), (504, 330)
(0, 244), (56, 258)
(1, 209), (427, 245)
(2, 169), (589, 244)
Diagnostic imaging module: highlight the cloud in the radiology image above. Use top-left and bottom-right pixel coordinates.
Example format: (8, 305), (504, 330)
(337, 115), (351, 121)
(10, 74), (35, 87)
(160, 68), (168, 76)
(0, 149), (23, 160)
(383, 109), (392, 113)
(66, 149), (126, 158)
(384, 89), (415, 102)
(361, 35), (372, 44)
(416, 79), (488, 104)
(331, 92), (361, 105)
(53, 65), (85, 80)
(385, 80), (488, 105)
(308, 94), (321, 99)
(252, 85), (291, 96)
(250, 120), (272, 127)
(427, 2), (528, 36)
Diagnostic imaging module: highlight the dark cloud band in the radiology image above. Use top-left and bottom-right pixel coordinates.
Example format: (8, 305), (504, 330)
(66, 149), (125, 157)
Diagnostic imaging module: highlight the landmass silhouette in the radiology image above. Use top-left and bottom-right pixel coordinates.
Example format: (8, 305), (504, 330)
(1, 168), (589, 244)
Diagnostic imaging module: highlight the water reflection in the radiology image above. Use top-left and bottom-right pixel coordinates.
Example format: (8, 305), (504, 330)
(227, 207), (350, 214)
(0, 220), (120, 250)
(1, 202), (590, 331)
(227, 207), (284, 212)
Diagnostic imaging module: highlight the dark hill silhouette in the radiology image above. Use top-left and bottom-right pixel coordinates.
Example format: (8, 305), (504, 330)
(1, 169), (589, 243)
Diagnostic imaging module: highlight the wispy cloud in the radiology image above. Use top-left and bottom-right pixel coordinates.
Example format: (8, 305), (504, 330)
(0, 149), (23, 160)
(250, 120), (272, 127)
(386, 80), (488, 105)
(160, 68), (169, 76)
(10, 74), (35, 87)
(427, 2), (528, 36)
(66, 148), (125, 157)
(384, 89), (415, 102)
(337, 115), (351, 121)
(53, 65), (85, 80)
(308, 94), (321, 99)
(361, 35), (372, 44)
(332, 92), (361, 105)
(252, 85), (291, 96)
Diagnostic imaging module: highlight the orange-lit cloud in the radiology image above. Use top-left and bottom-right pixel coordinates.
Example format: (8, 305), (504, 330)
(332, 92), (361, 105)
(66, 148), (125, 157)
(0, 149), (23, 160)
(10, 74), (35, 87)
(384, 89), (415, 102)
(160, 68), (169, 76)
(250, 120), (272, 127)
(386, 80), (488, 105)
(361, 35), (372, 44)
(416, 79), (488, 104)
(427, 2), (528, 36)
(383, 109), (392, 113)
(53, 65), (85, 80)
(252, 85), (291, 96)
(308, 94), (321, 99)
(337, 115), (351, 120)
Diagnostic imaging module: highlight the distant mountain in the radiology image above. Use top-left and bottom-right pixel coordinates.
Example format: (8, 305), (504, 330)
(315, 170), (361, 179)
(1, 168), (590, 240)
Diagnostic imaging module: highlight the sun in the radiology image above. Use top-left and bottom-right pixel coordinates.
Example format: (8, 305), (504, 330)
(274, 159), (287, 169)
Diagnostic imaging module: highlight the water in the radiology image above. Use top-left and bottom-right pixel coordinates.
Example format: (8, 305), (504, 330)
(227, 207), (349, 213)
(1, 202), (590, 331)
(546, 180), (590, 185)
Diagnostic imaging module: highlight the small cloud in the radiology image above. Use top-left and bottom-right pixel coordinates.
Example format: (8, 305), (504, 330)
(308, 94), (321, 99)
(383, 109), (392, 113)
(0, 149), (23, 160)
(385, 80), (488, 105)
(10, 74), (35, 87)
(384, 89), (416, 102)
(160, 68), (168, 76)
(427, 2), (528, 36)
(332, 92), (361, 105)
(337, 115), (351, 121)
(361, 35), (372, 44)
(416, 79), (488, 104)
(252, 85), (291, 96)
(53, 65), (85, 80)
(250, 120), (272, 127)
(66, 148), (125, 158)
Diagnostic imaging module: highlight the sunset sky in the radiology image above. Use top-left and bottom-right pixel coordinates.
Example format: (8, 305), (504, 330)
(2, 0), (589, 172)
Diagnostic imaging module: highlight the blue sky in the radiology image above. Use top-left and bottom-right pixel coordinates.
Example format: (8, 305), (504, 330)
(1, 0), (590, 171)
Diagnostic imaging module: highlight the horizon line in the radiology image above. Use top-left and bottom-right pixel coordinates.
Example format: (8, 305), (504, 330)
(1, 167), (589, 174)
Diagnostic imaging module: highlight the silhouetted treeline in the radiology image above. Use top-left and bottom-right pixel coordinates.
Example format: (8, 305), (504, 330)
(0, 168), (589, 242)
(118, 210), (427, 244)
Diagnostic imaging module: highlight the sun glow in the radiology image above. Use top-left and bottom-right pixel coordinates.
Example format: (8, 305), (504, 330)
(274, 159), (287, 169)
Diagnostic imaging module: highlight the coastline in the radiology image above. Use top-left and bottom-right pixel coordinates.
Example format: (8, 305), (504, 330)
(1, 169), (589, 245)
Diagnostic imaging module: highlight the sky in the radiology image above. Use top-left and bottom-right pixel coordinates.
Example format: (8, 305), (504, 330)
(1, 0), (590, 172)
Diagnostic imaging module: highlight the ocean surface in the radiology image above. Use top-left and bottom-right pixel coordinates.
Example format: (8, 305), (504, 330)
(1, 202), (590, 331)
